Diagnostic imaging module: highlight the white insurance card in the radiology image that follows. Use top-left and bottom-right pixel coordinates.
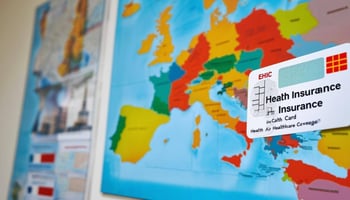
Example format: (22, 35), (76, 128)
(247, 43), (350, 138)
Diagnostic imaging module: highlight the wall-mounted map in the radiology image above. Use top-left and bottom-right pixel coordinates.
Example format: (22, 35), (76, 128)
(102, 0), (350, 199)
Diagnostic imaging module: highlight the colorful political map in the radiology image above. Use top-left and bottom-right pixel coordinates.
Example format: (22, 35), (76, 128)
(102, 0), (350, 199)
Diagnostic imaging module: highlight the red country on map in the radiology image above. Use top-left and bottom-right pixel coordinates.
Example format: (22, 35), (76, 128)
(285, 160), (350, 187)
(235, 9), (294, 67)
(169, 34), (210, 111)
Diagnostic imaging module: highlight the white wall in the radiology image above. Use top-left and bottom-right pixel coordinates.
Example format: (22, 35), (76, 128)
(0, 0), (46, 199)
(0, 0), (131, 199)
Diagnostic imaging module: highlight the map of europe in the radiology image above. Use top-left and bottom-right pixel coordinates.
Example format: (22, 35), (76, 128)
(102, 0), (350, 199)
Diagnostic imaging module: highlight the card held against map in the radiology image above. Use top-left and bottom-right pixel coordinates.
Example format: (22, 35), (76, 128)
(248, 43), (350, 138)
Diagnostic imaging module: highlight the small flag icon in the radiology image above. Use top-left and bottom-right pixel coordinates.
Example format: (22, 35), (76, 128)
(29, 153), (55, 164)
(27, 185), (54, 197)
